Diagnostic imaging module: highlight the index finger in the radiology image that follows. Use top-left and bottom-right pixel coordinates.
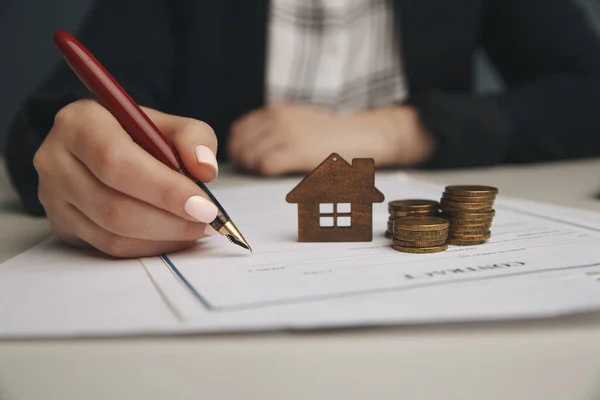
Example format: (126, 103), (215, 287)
(60, 101), (217, 223)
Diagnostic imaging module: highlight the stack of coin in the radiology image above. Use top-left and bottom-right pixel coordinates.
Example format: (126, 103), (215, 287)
(386, 199), (439, 239)
(392, 216), (449, 253)
(439, 185), (498, 246)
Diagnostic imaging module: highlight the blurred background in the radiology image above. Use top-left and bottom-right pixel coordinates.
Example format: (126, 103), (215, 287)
(1, 0), (600, 155)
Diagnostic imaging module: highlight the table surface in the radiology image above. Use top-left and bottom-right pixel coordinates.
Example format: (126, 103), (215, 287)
(2, 158), (600, 400)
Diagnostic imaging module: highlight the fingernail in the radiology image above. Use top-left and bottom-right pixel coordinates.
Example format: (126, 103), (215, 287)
(204, 225), (218, 236)
(184, 196), (218, 223)
(195, 145), (218, 178)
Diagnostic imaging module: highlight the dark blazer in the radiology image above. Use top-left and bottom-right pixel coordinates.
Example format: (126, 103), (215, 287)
(7, 0), (600, 215)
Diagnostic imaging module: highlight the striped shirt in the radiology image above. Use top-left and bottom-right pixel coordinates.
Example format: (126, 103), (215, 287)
(265, 0), (408, 114)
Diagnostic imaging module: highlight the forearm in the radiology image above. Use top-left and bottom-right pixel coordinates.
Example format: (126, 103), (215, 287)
(346, 106), (437, 167)
(405, 74), (600, 169)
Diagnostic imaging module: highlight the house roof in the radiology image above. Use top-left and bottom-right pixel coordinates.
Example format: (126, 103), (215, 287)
(286, 153), (385, 204)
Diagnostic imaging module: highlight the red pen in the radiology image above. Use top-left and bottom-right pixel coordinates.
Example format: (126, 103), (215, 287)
(53, 30), (251, 252)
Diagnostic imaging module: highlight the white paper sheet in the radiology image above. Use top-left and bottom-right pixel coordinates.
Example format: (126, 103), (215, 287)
(3, 173), (600, 338)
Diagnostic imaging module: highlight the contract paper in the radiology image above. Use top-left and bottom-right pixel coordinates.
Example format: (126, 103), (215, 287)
(2, 174), (600, 338)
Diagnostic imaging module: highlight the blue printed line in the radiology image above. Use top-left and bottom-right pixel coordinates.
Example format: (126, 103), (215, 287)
(160, 255), (214, 310)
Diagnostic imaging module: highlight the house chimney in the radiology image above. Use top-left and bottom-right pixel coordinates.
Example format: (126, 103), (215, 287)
(352, 158), (375, 185)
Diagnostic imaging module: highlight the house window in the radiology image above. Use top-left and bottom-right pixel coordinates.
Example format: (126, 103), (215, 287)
(319, 203), (352, 228)
(319, 204), (334, 213)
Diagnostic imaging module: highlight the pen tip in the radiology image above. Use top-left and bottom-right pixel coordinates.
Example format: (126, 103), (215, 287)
(226, 235), (252, 253)
(219, 220), (253, 254)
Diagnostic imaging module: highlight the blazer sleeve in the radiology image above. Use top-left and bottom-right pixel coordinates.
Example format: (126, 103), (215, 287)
(409, 0), (600, 169)
(5, 0), (176, 215)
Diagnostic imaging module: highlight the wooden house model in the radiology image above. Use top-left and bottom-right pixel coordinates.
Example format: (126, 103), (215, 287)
(286, 153), (385, 242)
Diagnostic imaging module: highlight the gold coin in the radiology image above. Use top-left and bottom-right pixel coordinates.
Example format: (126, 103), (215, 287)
(441, 210), (495, 219)
(393, 216), (449, 231)
(393, 244), (448, 254)
(448, 231), (491, 240)
(393, 239), (447, 248)
(444, 218), (494, 227)
(440, 199), (495, 210)
(447, 219), (493, 225)
(444, 185), (499, 197)
(447, 238), (488, 246)
(449, 227), (493, 233)
(442, 213), (494, 221)
(447, 218), (494, 225)
(441, 193), (495, 203)
(394, 229), (448, 240)
(389, 209), (439, 218)
(440, 205), (495, 214)
(441, 207), (494, 215)
(388, 199), (439, 213)
(449, 227), (490, 236)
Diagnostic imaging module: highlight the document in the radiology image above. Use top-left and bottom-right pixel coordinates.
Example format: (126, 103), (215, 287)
(3, 173), (600, 338)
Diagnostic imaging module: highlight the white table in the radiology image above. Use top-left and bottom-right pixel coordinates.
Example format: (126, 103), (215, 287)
(2, 158), (600, 400)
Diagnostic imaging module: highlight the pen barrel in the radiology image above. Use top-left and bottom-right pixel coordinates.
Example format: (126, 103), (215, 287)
(192, 179), (230, 230)
(53, 30), (184, 172)
(210, 211), (229, 231)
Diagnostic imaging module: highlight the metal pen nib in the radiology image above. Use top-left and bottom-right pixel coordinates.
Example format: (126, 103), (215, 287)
(218, 220), (252, 252)
(192, 179), (252, 252)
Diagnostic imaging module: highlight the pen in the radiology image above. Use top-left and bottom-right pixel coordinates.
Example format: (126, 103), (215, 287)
(53, 30), (252, 252)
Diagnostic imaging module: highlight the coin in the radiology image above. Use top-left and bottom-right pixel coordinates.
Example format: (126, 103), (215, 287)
(441, 207), (494, 215)
(448, 231), (491, 240)
(389, 209), (439, 218)
(393, 239), (447, 248)
(446, 238), (488, 246)
(445, 217), (493, 224)
(447, 220), (493, 227)
(441, 193), (495, 203)
(394, 229), (449, 241)
(440, 199), (495, 210)
(388, 199), (439, 213)
(443, 219), (494, 228)
(441, 210), (495, 219)
(393, 216), (449, 231)
(444, 185), (499, 197)
(448, 227), (490, 236)
(392, 244), (449, 254)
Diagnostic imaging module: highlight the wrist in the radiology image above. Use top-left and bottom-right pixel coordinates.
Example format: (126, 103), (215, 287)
(349, 107), (436, 166)
(393, 106), (436, 166)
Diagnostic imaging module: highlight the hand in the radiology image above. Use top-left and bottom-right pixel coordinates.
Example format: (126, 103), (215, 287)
(228, 103), (436, 176)
(33, 99), (220, 258)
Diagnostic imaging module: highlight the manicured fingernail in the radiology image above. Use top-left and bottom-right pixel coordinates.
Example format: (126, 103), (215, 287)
(184, 196), (218, 223)
(195, 145), (218, 178)
(204, 225), (218, 236)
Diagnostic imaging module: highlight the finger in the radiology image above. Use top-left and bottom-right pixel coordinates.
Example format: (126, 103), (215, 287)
(228, 108), (269, 163)
(63, 202), (198, 258)
(58, 152), (212, 241)
(59, 101), (218, 224)
(241, 134), (283, 172)
(41, 193), (88, 249)
(142, 108), (219, 183)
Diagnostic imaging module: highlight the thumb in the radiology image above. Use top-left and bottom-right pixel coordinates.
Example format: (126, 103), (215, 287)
(142, 107), (219, 183)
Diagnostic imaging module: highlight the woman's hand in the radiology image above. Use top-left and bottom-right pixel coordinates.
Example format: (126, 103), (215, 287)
(228, 103), (436, 175)
(34, 99), (221, 258)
